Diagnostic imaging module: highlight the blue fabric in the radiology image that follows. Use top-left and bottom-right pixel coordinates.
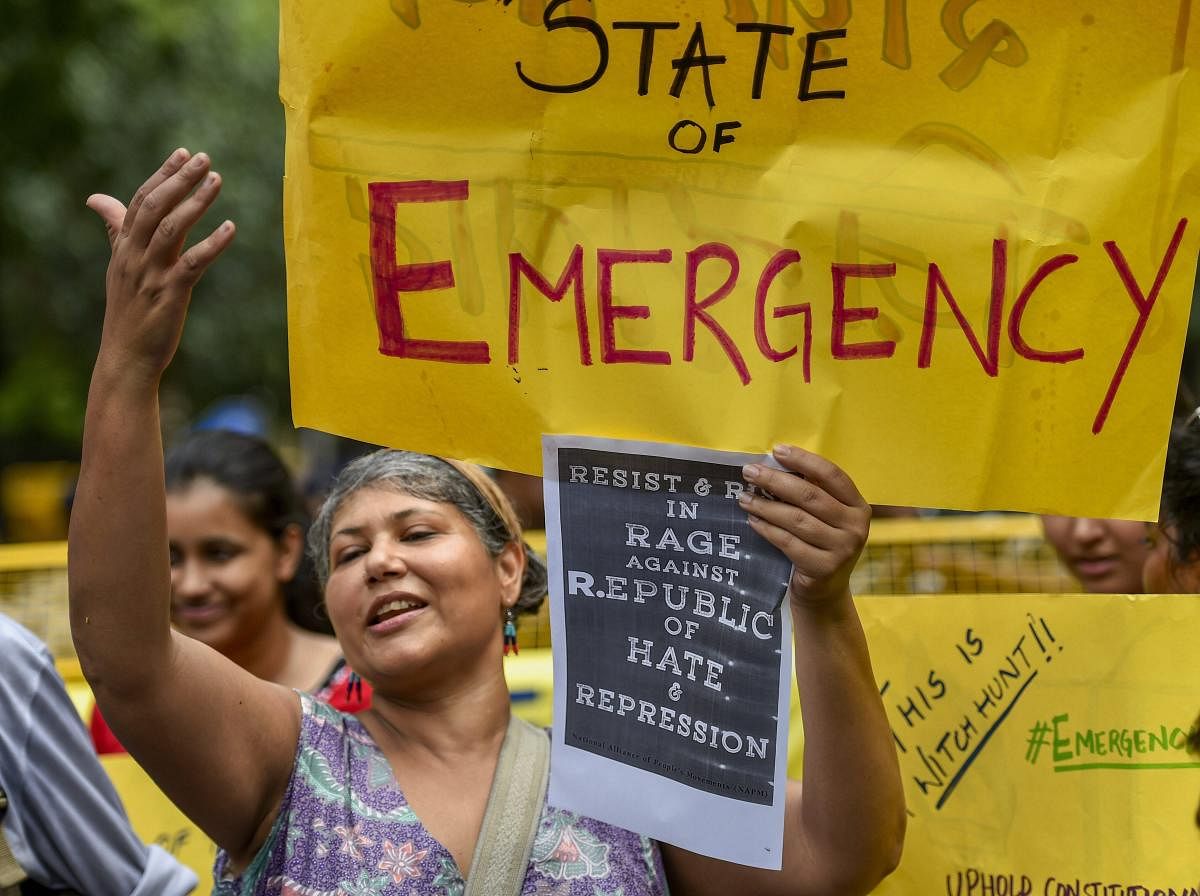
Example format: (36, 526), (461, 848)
(0, 614), (197, 895)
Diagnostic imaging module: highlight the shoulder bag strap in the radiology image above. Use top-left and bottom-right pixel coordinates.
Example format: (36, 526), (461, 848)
(0, 788), (29, 894)
(463, 715), (550, 896)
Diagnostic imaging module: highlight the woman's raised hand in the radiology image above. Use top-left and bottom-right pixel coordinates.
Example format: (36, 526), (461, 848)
(738, 445), (870, 607)
(86, 149), (235, 382)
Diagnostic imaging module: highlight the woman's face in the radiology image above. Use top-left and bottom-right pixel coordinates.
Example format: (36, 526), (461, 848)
(322, 486), (522, 692)
(1040, 515), (1151, 594)
(166, 479), (301, 654)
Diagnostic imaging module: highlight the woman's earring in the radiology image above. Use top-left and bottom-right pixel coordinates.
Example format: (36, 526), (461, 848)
(345, 670), (363, 702)
(503, 606), (519, 657)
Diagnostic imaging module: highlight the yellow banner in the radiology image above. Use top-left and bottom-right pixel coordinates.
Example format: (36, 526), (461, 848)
(837, 594), (1200, 894)
(282, 1), (1200, 518)
(102, 755), (216, 896)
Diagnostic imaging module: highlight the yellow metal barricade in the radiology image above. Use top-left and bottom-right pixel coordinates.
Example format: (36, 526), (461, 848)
(849, 514), (1077, 596)
(516, 515), (1077, 650)
(1, 515), (1079, 657)
(0, 541), (71, 658)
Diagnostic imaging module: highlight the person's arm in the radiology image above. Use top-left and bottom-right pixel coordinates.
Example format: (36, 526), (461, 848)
(0, 616), (196, 896)
(68, 149), (299, 863)
(661, 445), (906, 896)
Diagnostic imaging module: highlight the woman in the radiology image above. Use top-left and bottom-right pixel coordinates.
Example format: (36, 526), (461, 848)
(90, 428), (371, 753)
(1039, 515), (1150, 594)
(1142, 415), (1200, 593)
(1141, 415), (1200, 830)
(69, 149), (904, 894)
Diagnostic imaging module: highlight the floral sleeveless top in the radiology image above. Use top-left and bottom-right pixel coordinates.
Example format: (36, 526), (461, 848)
(214, 694), (669, 896)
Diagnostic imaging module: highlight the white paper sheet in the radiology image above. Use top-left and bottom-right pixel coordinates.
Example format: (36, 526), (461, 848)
(542, 434), (793, 869)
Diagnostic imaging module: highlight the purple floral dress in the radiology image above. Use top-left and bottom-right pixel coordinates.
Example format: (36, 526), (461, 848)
(214, 694), (669, 896)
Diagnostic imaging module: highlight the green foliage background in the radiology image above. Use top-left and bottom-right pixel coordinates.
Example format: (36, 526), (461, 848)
(0, 0), (286, 467)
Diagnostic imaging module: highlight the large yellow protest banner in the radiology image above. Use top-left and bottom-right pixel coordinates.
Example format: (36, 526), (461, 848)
(282, 1), (1200, 518)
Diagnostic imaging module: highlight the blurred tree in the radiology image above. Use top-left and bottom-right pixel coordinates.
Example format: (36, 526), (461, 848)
(0, 0), (286, 467)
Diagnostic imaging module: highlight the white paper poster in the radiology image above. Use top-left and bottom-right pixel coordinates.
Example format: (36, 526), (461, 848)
(542, 434), (793, 868)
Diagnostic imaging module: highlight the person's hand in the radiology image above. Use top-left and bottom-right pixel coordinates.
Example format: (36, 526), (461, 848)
(87, 148), (235, 383)
(738, 445), (870, 608)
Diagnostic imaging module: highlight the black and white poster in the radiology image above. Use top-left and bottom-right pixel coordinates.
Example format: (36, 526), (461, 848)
(543, 434), (794, 869)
